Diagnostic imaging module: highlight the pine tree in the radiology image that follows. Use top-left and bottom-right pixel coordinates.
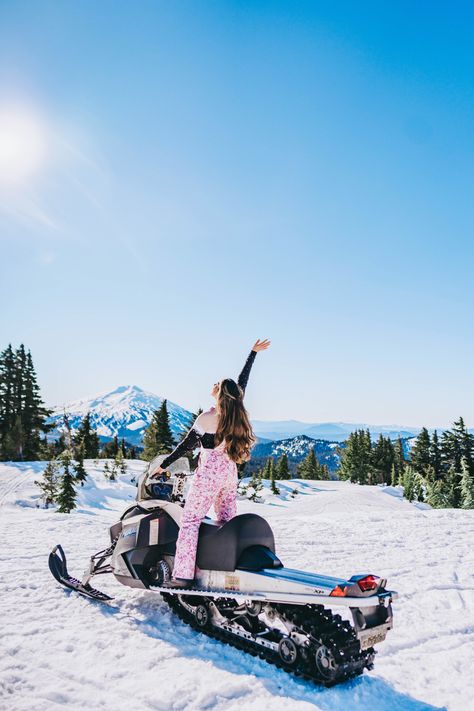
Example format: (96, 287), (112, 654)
(35, 459), (60, 508)
(261, 458), (271, 478)
(247, 471), (263, 501)
(73, 442), (88, 486)
(410, 427), (432, 478)
(445, 465), (461, 508)
(393, 437), (406, 485)
(115, 450), (127, 477)
(53, 433), (67, 457)
(320, 463), (330, 480)
(460, 456), (474, 509)
(62, 411), (74, 452)
(74, 412), (100, 458)
(270, 461), (280, 495)
(390, 462), (397, 487)
(0, 344), (16, 458)
(430, 430), (443, 480)
(338, 429), (371, 484)
(56, 453), (77, 513)
(142, 400), (176, 461)
(370, 434), (395, 485)
(129, 445), (137, 460)
(440, 417), (474, 502)
(424, 478), (451, 508)
(297, 448), (320, 480)
(103, 461), (111, 479)
(275, 453), (289, 480)
(403, 465), (416, 502)
(156, 400), (175, 450)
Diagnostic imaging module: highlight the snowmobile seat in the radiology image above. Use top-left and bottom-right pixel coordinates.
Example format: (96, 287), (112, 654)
(196, 513), (283, 572)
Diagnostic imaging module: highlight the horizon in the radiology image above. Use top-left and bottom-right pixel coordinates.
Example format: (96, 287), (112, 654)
(46, 380), (457, 432)
(1, 2), (473, 428)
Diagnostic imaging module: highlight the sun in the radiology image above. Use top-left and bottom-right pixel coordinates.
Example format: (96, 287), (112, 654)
(0, 106), (48, 185)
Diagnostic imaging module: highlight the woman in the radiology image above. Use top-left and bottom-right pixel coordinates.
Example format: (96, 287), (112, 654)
(151, 338), (271, 588)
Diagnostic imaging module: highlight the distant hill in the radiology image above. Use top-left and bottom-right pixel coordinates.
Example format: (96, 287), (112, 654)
(249, 434), (341, 475)
(251, 419), (422, 442)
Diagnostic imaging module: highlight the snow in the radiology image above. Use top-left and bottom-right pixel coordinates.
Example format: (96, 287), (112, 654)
(1, 462), (473, 710)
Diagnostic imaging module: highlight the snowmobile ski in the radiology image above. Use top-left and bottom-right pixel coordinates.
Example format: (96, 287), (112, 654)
(48, 544), (113, 602)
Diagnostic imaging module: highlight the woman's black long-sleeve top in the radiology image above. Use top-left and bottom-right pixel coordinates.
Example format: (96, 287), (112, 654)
(159, 350), (257, 469)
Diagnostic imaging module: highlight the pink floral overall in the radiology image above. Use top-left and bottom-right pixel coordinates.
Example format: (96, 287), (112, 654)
(172, 440), (238, 580)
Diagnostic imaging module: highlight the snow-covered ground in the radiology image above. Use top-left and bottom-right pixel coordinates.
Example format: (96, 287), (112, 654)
(1, 462), (473, 711)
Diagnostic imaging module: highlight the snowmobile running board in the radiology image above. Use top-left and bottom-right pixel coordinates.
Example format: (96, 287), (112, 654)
(148, 582), (396, 608)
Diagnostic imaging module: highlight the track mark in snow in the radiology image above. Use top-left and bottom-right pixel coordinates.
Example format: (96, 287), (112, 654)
(0, 469), (37, 507)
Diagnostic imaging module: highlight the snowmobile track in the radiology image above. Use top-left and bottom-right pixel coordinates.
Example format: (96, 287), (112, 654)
(0, 469), (36, 507)
(162, 592), (373, 687)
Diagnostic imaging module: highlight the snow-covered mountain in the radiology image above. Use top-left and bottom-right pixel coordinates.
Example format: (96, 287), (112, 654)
(48, 385), (193, 446)
(251, 434), (341, 473)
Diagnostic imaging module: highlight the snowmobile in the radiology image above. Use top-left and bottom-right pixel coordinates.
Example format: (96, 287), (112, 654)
(49, 455), (397, 687)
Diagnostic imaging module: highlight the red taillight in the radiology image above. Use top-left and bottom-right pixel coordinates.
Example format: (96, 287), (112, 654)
(329, 585), (347, 597)
(357, 575), (380, 592)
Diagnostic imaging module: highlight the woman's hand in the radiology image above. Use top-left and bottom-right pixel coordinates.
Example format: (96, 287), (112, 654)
(252, 338), (271, 352)
(150, 465), (166, 479)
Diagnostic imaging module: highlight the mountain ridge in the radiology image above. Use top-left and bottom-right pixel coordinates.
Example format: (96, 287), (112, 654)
(48, 384), (427, 447)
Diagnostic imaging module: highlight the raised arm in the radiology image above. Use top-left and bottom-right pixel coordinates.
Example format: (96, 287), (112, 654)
(238, 338), (271, 395)
(238, 350), (257, 394)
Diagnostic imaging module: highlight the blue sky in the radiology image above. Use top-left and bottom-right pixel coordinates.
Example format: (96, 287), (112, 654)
(0, 1), (473, 427)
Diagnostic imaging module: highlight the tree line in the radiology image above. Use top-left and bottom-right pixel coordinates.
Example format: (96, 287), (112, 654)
(0, 344), (52, 460)
(337, 419), (474, 508)
(3, 343), (474, 511)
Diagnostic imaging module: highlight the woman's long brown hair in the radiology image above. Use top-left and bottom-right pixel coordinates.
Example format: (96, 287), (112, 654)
(214, 378), (256, 464)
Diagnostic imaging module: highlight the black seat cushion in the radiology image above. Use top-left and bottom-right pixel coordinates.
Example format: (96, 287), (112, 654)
(196, 513), (276, 572)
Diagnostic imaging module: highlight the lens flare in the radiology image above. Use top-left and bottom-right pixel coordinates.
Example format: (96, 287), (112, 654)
(0, 107), (47, 185)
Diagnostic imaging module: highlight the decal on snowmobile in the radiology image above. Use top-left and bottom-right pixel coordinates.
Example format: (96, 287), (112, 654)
(149, 518), (159, 546)
(224, 574), (240, 591)
(122, 527), (137, 538)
